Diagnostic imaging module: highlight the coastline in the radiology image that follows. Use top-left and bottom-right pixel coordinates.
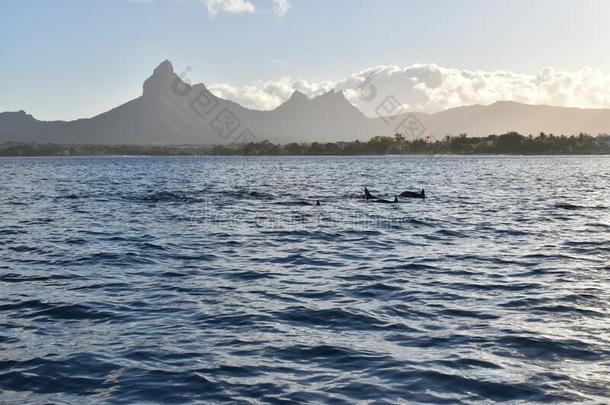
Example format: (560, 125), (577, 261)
(1, 132), (609, 157)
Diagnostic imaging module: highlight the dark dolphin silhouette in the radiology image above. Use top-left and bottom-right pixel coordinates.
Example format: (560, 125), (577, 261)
(364, 187), (377, 200)
(364, 188), (398, 203)
(373, 196), (398, 204)
(400, 189), (425, 199)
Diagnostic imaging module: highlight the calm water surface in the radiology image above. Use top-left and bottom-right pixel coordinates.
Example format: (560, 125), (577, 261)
(1, 155), (609, 404)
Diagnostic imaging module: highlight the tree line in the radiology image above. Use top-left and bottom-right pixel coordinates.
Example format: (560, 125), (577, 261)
(0, 132), (608, 156)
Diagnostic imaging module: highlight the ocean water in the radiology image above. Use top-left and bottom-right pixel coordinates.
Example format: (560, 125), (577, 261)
(0, 155), (609, 404)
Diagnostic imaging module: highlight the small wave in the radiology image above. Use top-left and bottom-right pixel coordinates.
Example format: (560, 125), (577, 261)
(435, 229), (467, 238)
(228, 190), (275, 200)
(434, 357), (503, 370)
(57, 194), (82, 200)
(400, 370), (551, 402)
(532, 304), (606, 317)
(129, 191), (205, 203)
(29, 303), (121, 322)
(563, 240), (610, 248)
(495, 335), (605, 361)
(553, 203), (607, 210)
(225, 270), (275, 281)
(280, 306), (398, 331)
(61, 252), (157, 267)
(8, 245), (53, 254)
(262, 253), (339, 266)
(0, 299), (53, 313)
(269, 344), (393, 368)
(0, 354), (119, 395)
(0, 273), (75, 283)
(346, 282), (403, 299)
(439, 307), (500, 320)
(272, 200), (319, 206)
(0, 229), (26, 236)
(69, 282), (131, 291)
(1, 300), (122, 322)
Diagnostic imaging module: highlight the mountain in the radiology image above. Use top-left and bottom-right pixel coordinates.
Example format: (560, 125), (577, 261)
(419, 101), (610, 139)
(1, 61), (609, 144)
(0, 61), (381, 145)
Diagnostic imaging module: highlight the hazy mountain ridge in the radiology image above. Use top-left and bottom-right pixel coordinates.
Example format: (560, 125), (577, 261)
(1, 61), (609, 144)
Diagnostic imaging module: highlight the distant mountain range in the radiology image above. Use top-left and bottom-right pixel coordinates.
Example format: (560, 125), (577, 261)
(1, 60), (609, 144)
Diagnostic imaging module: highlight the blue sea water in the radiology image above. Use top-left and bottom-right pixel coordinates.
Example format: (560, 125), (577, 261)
(0, 155), (609, 404)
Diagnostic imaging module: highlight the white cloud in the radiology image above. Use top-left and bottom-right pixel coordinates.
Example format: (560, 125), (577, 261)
(272, 0), (290, 17)
(207, 64), (610, 116)
(209, 78), (335, 110)
(199, 0), (255, 15)
(129, 0), (291, 17)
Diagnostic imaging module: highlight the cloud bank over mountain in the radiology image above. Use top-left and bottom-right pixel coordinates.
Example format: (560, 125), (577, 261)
(208, 64), (610, 117)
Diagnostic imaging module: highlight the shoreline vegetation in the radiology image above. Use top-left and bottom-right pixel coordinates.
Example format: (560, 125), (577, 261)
(1, 132), (609, 156)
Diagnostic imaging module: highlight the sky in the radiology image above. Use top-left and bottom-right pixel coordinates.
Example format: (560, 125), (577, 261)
(2, 0), (610, 120)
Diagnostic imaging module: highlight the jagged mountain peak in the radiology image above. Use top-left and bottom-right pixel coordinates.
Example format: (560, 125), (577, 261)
(274, 90), (309, 111)
(275, 88), (360, 117)
(288, 90), (309, 102)
(142, 60), (178, 97)
(155, 60), (174, 74)
(309, 89), (363, 117)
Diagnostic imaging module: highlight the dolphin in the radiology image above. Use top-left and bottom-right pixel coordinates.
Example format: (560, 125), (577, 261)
(364, 187), (377, 200)
(369, 196), (398, 204)
(399, 189), (425, 199)
(364, 188), (398, 203)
